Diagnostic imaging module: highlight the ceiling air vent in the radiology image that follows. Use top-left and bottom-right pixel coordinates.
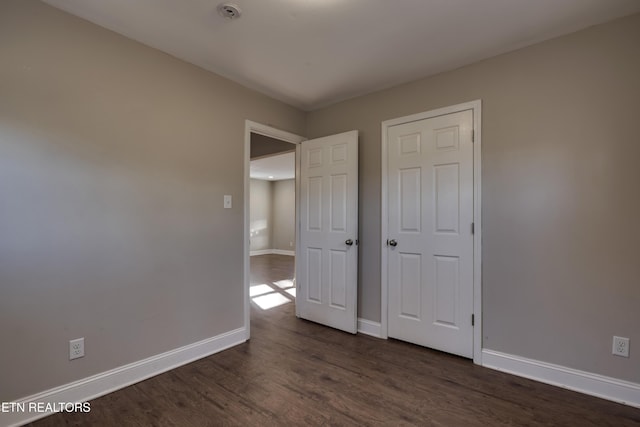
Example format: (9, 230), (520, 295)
(217, 3), (242, 20)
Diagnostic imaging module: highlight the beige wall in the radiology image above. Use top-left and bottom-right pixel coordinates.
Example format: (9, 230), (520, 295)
(249, 179), (295, 252)
(306, 13), (640, 383)
(249, 179), (272, 251)
(0, 0), (305, 401)
(272, 179), (296, 251)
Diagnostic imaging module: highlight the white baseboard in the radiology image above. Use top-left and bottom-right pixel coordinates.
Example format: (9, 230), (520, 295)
(2, 328), (247, 427)
(482, 349), (640, 408)
(250, 249), (295, 256)
(357, 318), (382, 338)
(272, 249), (295, 256)
(250, 249), (272, 256)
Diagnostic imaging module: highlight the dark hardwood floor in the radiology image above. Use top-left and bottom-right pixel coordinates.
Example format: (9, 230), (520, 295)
(30, 254), (640, 426)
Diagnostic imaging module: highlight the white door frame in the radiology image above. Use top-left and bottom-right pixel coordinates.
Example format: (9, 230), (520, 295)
(380, 100), (483, 364)
(244, 120), (306, 340)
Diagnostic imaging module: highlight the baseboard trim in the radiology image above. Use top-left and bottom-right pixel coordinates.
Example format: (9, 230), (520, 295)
(357, 318), (382, 338)
(272, 249), (295, 256)
(482, 349), (640, 408)
(250, 249), (272, 256)
(250, 249), (295, 256)
(2, 327), (247, 427)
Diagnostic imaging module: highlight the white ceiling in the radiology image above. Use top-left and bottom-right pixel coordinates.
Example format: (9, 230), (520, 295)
(43, 0), (640, 111)
(250, 152), (295, 181)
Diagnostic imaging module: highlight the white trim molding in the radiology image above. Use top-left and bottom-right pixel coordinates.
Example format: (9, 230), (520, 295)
(357, 318), (383, 338)
(380, 100), (482, 364)
(272, 249), (295, 256)
(482, 349), (640, 408)
(1, 328), (246, 427)
(250, 249), (272, 256)
(250, 249), (295, 257)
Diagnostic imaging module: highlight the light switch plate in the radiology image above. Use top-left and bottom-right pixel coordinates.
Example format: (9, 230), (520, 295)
(224, 195), (232, 209)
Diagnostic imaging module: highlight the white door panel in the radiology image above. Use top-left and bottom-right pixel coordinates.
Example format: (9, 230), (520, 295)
(387, 110), (474, 358)
(298, 131), (358, 333)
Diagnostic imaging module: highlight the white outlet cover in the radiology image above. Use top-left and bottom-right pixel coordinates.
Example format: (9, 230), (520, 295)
(224, 195), (232, 209)
(69, 337), (85, 360)
(612, 336), (629, 358)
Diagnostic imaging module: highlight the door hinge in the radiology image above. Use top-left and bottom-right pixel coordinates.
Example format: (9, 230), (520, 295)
(471, 129), (475, 143)
(471, 222), (475, 235)
(471, 314), (475, 326)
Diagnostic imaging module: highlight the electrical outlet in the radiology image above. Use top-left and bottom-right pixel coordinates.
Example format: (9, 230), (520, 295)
(223, 195), (232, 209)
(69, 338), (85, 360)
(612, 336), (629, 358)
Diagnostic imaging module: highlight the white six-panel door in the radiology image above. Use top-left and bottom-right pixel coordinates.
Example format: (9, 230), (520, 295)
(387, 110), (474, 358)
(297, 131), (358, 333)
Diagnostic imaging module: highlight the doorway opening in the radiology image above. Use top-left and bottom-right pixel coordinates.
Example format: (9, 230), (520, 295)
(244, 121), (305, 339)
(249, 134), (296, 310)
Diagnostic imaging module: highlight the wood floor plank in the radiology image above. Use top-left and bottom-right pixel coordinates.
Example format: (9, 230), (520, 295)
(29, 255), (640, 426)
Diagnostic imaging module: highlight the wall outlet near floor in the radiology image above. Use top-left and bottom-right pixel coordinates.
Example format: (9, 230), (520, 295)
(612, 336), (629, 357)
(69, 337), (85, 360)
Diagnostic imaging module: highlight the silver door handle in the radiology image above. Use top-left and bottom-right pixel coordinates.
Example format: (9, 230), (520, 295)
(388, 239), (397, 247)
(345, 239), (354, 246)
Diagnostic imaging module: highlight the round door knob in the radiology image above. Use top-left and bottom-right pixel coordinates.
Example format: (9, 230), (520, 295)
(388, 239), (398, 247)
(345, 239), (354, 246)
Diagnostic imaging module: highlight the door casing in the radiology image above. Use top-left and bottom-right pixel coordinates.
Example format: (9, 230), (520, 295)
(380, 100), (483, 364)
(244, 120), (305, 340)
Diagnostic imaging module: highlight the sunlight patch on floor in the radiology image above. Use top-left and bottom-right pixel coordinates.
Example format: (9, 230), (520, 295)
(273, 279), (294, 289)
(250, 284), (274, 297)
(252, 292), (291, 310)
(250, 276), (296, 310)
